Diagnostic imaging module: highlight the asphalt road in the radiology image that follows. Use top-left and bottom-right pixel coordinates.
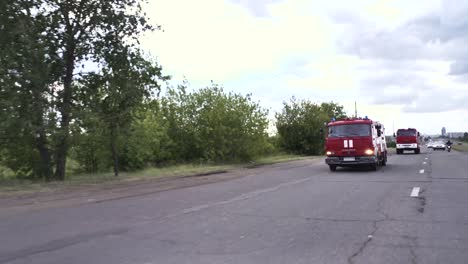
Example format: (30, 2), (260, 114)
(1, 148), (468, 264)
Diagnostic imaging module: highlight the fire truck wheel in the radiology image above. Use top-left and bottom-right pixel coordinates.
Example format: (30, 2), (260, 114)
(415, 148), (420, 154)
(329, 165), (337, 172)
(370, 164), (377, 171)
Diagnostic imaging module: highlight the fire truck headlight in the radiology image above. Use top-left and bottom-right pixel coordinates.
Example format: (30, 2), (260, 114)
(364, 149), (374, 155)
(326, 151), (334, 156)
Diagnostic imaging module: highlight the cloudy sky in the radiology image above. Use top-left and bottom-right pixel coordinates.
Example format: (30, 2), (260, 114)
(140, 0), (468, 135)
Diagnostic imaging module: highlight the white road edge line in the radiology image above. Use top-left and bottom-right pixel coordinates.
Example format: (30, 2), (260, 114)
(411, 187), (420, 197)
(419, 169), (425, 174)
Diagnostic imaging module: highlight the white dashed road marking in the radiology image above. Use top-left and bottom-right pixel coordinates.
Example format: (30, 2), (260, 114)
(419, 169), (425, 174)
(411, 187), (421, 197)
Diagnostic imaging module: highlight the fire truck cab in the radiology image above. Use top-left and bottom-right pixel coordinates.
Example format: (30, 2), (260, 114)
(394, 128), (421, 154)
(325, 117), (388, 171)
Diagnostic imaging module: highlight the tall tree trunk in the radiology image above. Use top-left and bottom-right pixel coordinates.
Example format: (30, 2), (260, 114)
(54, 113), (70, 180)
(31, 67), (53, 181)
(36, 132), (53, 180)
(31, 95), (53, 180)
(54, 37), (75, 181)
(110, 124), (119, 177)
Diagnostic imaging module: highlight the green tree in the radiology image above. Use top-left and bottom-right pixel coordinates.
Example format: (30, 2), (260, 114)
(162, 82), (271, 163)
(69, 111), (110, 173)
(319, 102), (347, 120)
(0, 0), (60, 179)
(0, 0), (157, 180)
(80, 49), (168, 176)
(47, 0), (157, 180)
(275, 98), (347, 155)
(463, 132), (468, 142)
(121, 101), (174, 169)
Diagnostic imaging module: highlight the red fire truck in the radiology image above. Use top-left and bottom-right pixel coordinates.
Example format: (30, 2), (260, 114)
(325, 117), (388, 171)
(394, 128), (421, 154)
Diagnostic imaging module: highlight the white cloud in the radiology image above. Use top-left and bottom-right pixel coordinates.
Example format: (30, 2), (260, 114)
(139, 0), (468, 134)
(141, 0), (331, 84)
(228, 0), (284, 17)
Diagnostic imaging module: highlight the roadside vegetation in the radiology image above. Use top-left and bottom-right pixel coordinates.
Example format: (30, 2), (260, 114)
(453, 144), (468, 152)
(275, 98), (346, 155)
(0, 0), (345, 186)
(448, 133), (468, 152)
(0, 154), (310, 194)
(453, 134), (468, 152)
(460, 133), (468, 143)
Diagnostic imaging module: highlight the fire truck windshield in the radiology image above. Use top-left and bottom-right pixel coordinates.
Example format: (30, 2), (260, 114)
(397, 130), (416, 136)
(328, 124), (371, 137)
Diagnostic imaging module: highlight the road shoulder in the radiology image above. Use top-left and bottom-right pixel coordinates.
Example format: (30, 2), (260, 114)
(0, 158), (322, 217)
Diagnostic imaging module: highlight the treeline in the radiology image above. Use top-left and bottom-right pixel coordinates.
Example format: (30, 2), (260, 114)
(462, 133), (468, 142)
(455, 133), (468, 143)
(275, 98), (346, 155)
(71, 82), (274, 175)
(0, 0), (167, 180)
(0, 0), (347, 181)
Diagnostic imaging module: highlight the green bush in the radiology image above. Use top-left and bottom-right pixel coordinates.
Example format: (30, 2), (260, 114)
(0, 165), (15, 180)
(70, 114), (112, 173)
(275, 98), (346, 155)
(69, 81), (274, 174)
(121, 103), (175, 169)
(161, 82), (272, 163)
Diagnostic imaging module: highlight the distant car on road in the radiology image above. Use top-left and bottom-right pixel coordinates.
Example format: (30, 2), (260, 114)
(427, 141), (434, 149)
(432, 141), (446, 150)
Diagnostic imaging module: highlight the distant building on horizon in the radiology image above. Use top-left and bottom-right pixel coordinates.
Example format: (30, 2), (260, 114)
(448, 132), (465, 139)
(442, 127), (446, 137)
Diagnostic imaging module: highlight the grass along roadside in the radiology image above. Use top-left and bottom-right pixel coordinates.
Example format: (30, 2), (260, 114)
(452, 143), (468, 152)
(0, 154), (316, 195)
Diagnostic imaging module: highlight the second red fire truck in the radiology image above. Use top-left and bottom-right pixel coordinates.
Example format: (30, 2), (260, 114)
(394, 128), (421, 154)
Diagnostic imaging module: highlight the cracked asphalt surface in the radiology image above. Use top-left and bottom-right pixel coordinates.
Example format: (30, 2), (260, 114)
(1, 147), (468, 264)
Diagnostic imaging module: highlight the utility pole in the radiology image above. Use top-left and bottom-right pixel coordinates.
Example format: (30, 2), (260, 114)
(354, 101), (357, 118)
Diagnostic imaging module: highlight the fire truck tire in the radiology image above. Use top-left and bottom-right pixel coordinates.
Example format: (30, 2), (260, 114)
(370, 163), (377, 171)
(329, 165), (337, 172)
(415, 148), (420, 154)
